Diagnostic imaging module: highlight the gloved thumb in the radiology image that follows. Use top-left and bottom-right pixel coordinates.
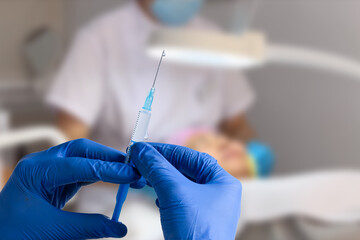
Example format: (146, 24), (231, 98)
(131, 142), (185, 189)
(60, 211), (127, 239)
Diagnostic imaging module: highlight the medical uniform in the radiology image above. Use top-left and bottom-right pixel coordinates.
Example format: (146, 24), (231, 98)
(47, 2), (255, 151)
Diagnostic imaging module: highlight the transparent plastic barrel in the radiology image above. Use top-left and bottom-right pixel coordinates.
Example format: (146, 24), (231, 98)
(131, 109), (151, 142)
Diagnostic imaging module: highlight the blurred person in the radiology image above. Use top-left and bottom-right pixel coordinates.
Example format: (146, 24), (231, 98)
(47, 0), (256, 151)
(187, 130), (254, 179)
(168, 127), (275, 179)
(46, 1), (256, 238)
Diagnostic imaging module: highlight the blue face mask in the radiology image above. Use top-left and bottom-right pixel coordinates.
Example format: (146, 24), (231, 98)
(151, 0), (204, 27)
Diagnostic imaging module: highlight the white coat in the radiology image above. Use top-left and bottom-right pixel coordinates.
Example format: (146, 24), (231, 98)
(47, 2), (255, 151)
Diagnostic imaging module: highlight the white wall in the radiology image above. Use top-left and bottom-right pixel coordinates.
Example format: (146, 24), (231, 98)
(247, 0), (360, 173)
(0, 0), (65, 83)
(63, 0), (360, 173)
(63, 0), (128, 39)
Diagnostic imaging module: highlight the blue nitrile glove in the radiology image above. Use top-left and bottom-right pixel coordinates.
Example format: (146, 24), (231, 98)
(131, 142), (242, 240)
(0, 139), (142, 240)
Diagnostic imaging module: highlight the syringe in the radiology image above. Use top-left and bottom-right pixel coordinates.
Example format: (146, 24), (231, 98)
(112, 50), (166, 221)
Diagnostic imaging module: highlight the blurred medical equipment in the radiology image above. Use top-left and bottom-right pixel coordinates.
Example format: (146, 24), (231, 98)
(237, 170), (360, 233)
(0, 108), (9, 188)
(0, 126), (66, 150)
(112, 51), (166, 222)
(0, 159), (3, 188)
(0, 108), (9, 133)
(148, 30), (360, 80)
(0, 122), (66, 190)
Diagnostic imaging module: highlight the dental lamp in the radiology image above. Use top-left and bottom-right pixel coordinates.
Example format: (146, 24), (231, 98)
(148, 30), (266, 69)
(148, 29), (360, 80)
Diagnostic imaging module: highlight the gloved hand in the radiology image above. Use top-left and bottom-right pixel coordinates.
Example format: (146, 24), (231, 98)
(131, 142), (242, 240)
(0, 139), (141, 240)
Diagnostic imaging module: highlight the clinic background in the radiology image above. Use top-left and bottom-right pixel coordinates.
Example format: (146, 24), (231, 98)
(1, 0), (360, 239)
(1, 0), (360, 173)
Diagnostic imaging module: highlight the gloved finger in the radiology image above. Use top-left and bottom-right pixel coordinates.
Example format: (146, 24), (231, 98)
(132, 175), (152, 187)
(130, 176), (151, 189)
(50, 157), (141, 187)
(48, 138), (126, 162)
(128, 163), (146, 189)
(61, 211), (127, 239)
(130, 177), (147, 189)
(155, 198), (160, 208)
(148, 143), (226, 184)
(147, 180), (153, 187)
(131, 142), (186, 188)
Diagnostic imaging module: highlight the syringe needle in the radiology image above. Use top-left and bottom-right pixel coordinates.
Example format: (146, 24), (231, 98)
(152, 50), (166, 88)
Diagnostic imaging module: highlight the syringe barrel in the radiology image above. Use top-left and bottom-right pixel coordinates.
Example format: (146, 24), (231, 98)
(131, 109), (151, 143)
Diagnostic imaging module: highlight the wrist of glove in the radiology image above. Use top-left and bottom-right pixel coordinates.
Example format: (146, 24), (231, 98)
(131, 142), (242, 240)
(0, 139), (142, 240)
